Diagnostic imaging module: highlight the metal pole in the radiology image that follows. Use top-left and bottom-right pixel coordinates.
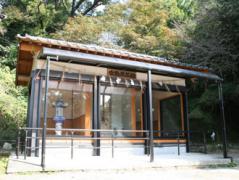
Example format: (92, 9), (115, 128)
(16, 129), (20, 159)
(35, 76), (42, 157)
(93, 76), (100, 156)
(147, 131), (150, 156)
(111, 132), (114, 158)
(147, 70), (154, 162)
(96, 76), (101, 156)
(218, 82), (228, 158)
(143, 92), (149, 155)
(27, 71), (36, 156)
(24, 130), (27, 160)
(41, 57), (50, 170)
(71, 131), (74, 159)
(203, 132), (207, 154)
(177, 132), (180, 156)
(183, 92), (190, 153)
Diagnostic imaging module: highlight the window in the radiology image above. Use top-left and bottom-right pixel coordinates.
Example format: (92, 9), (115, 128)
(160, 95), (182, 137)
(41, 80), (93, 135)
(100, 85), (142, 137)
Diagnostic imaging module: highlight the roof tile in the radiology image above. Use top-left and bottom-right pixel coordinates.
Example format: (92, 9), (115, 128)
(16, 34), (209, 71)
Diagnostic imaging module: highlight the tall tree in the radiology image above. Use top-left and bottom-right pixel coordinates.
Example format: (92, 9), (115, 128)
(179, 0), (239, 139)
(55, 0), (195, 59)
(180, 0), (239, 80)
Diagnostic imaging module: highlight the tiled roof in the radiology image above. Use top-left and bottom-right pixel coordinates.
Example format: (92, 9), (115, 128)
(17, 34), (209, 72)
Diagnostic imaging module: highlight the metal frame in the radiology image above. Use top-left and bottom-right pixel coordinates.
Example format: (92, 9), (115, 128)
(147, 70), (154, 162)
(143, 91), (149, 155)
(32, 48), (229, 170)
(28, 71), (36, 129)
(218, 82), (228, 158)
(35, 75), (42, 157)
(26, 70), (37, 156)
(39, 47), (222, 81)
(183, 92), (190, 153)
(93, 76), (101, 156)
(41, 56), (50, 170)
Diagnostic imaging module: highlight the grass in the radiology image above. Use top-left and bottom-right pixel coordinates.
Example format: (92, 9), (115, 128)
(0, 154), (9, 174)
(207, 162), (237, 169)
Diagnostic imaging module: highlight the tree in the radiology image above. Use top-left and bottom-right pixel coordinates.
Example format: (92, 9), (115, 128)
(180, 0), (239, 81)
(178, 0), (239, 140)
(55, 0), (195, 59)
(70, 0), (111, 17)
(0, 66), (27, 140)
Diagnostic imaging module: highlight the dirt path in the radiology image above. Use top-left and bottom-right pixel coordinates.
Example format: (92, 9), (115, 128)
(1, 167), (239, 180)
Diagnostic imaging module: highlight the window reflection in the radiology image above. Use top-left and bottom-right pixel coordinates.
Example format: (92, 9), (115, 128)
(100, 86), (142, 137)
(160, 95), (182, 137)
(41, 81), (93, 135)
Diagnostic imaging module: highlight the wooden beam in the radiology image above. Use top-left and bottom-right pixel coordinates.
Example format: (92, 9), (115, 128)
(20, 42), (42, 54)
(18, 75), (30, 83)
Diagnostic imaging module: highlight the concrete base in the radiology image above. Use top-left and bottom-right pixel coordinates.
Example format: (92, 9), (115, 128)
(7, 146), (231, 173)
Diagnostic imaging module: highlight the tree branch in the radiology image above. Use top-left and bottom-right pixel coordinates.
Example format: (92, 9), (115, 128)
(70, 0), (85, 17)
(82, 0), (102, 16)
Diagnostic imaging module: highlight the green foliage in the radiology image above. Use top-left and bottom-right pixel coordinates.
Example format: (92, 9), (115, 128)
(0, 44), (17, 69)
(0, 66), (27, 140)
(0, 156), (8, 174)
(0, 0), (238, 142)
(55, 0), (195, 59)
(54, 15), (105, 44)
(179, 0), (239, 140)
(181, 0), (239, 80)
(0, 0), (113, 141)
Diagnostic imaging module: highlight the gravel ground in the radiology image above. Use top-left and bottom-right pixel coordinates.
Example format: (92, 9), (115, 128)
(1, 167), (239, 180)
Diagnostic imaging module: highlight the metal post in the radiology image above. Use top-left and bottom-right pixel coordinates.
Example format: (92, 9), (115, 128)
(35, 76), (42, 157)
(218, 82), (228, 158)
(93, 76), (100, 156)
(147, 70), (154, 162)
(16, 129), (20, 159)
(183, 92), (190, 153)
(24, 130), (27, 160)
(177, 132), (180, 156)
(147, 131), (150, 156)
(27, 71), (36, 156)
(143, 92), (149, 155)
(96, 76), (101, 155)
(71, 131), (74, 159)
(41, 57), (50, 170)
(93, 76), (97, 156)
(203, 132), (207, 154)
(111, 132), (114, 158)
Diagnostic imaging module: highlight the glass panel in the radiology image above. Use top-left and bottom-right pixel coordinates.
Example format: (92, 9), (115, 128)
(100, 85), (142, 137)
(152, 91), (181, 137)
(41, 80), (93, 136)
(160, 95), (181, 137)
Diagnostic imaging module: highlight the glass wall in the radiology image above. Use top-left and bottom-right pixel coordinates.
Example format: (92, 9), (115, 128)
(41, 80), (93, 135)
(160, 95), (182, 135)
(100, 85), (143, 136)
(152, 91), (183, 137)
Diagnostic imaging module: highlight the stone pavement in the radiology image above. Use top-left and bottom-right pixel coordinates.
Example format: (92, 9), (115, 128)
(7, 146), (231, 173)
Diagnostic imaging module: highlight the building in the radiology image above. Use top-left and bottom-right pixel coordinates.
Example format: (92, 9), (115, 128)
(16, 34), (227, 168)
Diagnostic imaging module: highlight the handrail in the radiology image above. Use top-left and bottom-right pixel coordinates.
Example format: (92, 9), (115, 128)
(19, 127), (149, 133)
(16, 127), (209, 170)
